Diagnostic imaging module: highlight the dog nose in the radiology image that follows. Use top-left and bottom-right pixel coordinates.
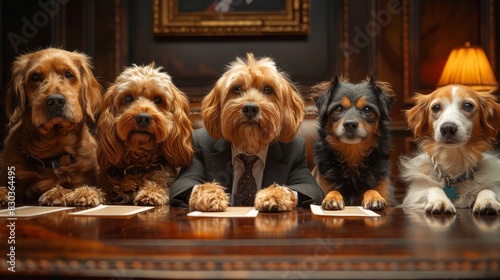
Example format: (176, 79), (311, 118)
(135, 113), (152, 127)
(440, 122), (458, 138)
(242, 103), (259, 118)
(343, 120), (358, 131)
(45, 94), (66, 108)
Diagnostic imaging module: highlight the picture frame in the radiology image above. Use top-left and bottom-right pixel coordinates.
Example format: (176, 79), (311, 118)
(152, 0), (310, 36)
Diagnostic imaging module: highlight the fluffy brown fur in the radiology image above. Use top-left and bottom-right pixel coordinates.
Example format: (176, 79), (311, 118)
(190, 53), (304, 212)
(0, 48), (104, 206)
(96, 63), (193, 205)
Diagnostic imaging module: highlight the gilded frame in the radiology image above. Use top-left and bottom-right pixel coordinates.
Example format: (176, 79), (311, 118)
(153, 0), (310, 36)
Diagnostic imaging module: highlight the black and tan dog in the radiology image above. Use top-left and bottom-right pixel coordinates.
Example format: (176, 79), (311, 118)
(311, 76), (395, 211)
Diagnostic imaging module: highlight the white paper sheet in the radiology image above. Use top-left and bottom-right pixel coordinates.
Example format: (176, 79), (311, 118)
(0, 206), (74, 217)
(310, 204), (381, 217)
(69, 205), (154, 216)
(188, 207), (259, 218)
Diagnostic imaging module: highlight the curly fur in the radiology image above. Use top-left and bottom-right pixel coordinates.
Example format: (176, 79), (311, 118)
(311, 75), (395, 210)
(96, 63), (193, 205)
(0, 48), (104, 206)
(190, 53), (305, 212)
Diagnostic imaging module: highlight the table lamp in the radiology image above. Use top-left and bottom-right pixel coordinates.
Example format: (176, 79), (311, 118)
(436, 42), (498, 91)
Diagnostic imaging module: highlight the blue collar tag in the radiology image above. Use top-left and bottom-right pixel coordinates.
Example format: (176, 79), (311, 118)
(444, 185), (458, 200)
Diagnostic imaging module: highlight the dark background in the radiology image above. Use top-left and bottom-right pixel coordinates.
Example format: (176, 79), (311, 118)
(1, 0), (498, 201)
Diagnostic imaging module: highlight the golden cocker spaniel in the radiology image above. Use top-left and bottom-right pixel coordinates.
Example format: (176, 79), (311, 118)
(0, 48), (104, 206)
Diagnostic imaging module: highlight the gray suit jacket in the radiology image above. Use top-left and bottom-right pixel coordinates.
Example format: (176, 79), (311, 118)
(170, 128), (324, 208)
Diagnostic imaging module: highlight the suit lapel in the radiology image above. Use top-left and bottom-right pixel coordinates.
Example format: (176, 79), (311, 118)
(262, 142), (288, 187)
(209, 139), (233, 190)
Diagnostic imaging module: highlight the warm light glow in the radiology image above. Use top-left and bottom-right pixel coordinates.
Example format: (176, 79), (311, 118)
(437, 42), (498, 91)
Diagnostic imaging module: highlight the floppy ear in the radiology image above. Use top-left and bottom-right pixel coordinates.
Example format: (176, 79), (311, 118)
(161, 84), (194, 167)
(477, 90), (500, 138)
(72, 52), (103, 122)
(278, 74), (304, 142)
(201, 77), (224, 139)
(405, 93), (430, 138)
(5, 54), (31, 128)
(96, 85), (124, 169)
(369, 76), (395, 121)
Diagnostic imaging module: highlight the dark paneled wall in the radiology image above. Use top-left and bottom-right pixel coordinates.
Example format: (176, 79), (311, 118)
(1, 0), (498, 201)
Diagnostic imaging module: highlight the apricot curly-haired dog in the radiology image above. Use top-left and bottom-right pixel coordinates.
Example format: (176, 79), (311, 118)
(311, 76), (395, 211)
(401, 85), (500, 215)
(96, 64), (193, 205)
(170, 53), (324, 212)
(0, 48), (104, 206)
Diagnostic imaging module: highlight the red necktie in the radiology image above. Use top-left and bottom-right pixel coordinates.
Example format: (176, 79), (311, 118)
(234, 154), (259, 206)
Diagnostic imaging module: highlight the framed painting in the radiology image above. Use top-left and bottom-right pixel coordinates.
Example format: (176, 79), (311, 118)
(153, 0), (310, 36)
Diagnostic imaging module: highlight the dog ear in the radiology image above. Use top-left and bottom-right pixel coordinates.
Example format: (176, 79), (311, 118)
(201, 78), (224, 139)
(161, 84), (194, 167)
(278, 74), (305, 142)
(73, 52), (103, 122)
(310, 75), (340, 119)
(370, 78), (395, 121)
(406, 93), (430, 138)
(96, 85), (123, 169)
(5, 54), (30, 128)
(477, 90), (500, 138)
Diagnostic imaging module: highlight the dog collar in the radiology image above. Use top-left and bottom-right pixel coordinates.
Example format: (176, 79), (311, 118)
(440, 166), (478, 200)
(442, 166), (477, 188)
(27, 153), (75, 169)
(108, 157), (168, 178)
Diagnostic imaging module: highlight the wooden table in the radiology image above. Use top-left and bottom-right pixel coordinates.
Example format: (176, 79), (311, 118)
(1, 206), (499, 279)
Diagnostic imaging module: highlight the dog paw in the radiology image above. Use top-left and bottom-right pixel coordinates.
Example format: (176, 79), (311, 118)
(67, 186), (105, 207)
(472, 189), (500, 215)
(322, 190), (345, 210)
(362, 190), (387, 210)
(134, 186), (168, 206)
(0, 187), (8, 206)
(254, 184), (297, 212)
(189, 182), (229, 212)
(425, 199), (456, 215)
(39, 185), (72, 206)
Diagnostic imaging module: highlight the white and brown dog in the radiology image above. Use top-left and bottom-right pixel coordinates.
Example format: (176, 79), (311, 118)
(96, 64), (194, 205)
(401, 85), (500, 215)
(170, 53), (324, 212)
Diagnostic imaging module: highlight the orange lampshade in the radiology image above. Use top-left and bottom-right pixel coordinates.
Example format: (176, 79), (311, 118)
(437, 42), (498, 91)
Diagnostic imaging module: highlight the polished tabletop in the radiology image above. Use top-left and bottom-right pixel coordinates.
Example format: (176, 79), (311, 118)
(0, 206), (499, 279)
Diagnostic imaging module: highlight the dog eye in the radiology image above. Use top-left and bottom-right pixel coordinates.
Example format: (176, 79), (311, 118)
(334, 105), (343, 113)
(363, 106), (372, 115)
(29, 73), (42, 83)
(124, 94), (134, 103)
(64, 71), (74, 79)
(231, 85), (243, 95)
(431, 104), (441, 113)
(263, 85), (273, 94)
(153, 96), (162, 104)
(463, 102), (474, 112)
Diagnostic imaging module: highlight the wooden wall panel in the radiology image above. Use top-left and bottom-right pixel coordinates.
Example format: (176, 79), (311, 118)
(1, 0), (497, 202)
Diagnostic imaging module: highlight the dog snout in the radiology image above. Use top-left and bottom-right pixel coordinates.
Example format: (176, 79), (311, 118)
(440, 122), (458, 138)
(45, 94), (66, 109)
(343, 120), (359, 132)
(135, 113), (152, 127)
(242, 103), (259, 118)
